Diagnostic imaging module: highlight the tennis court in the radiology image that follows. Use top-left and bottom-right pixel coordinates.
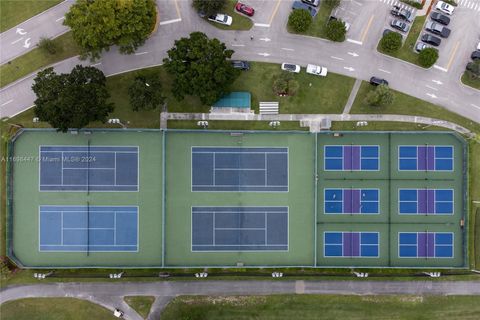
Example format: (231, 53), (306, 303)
(324, 145), (379, 171)
(39, 145), (138, 191)
(191, 147), (288, 191)
(398, 189), (454, 215)
(324, 188), (379, 214)
(191, 206), (288, 251)
(39, 205), (138, 252)
(7, 130), (467, 268)
(398, 145), (453, 171)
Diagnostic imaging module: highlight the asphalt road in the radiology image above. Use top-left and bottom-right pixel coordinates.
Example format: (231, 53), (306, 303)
(1, 280), (480, 320)
(0, 0), (479, 124)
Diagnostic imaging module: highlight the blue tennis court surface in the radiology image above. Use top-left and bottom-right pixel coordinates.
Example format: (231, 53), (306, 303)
(398, 232), (453, 258)
(398, 145), (453, 171)
(39, 146), (138, 191)
(324, 232), (379, 257)
(191, 147), (288, 192)
(39, 206), (138, 252)
(324, 145), (379, 171)
(324, 189), (379, 214)
(191, 207), (288, 251)
(399, 189), (453, 215)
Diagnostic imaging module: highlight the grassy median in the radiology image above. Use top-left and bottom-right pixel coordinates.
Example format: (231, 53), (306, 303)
(124, 296), (155, 319)
(462, 73), (480, 90)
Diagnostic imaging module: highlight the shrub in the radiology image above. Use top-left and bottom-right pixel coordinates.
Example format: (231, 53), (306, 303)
(418, 48), (439, 68)
(380, 32), (402, 53)
(273, 72), (299, 96)
(288, 9), (312, 32)
(325, 19), (346, 42)
(364, 84), (394, 107)
(37, 37), (58, 55)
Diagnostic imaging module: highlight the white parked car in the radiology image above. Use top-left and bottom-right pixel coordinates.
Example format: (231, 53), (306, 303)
(208, 14), (233, 26)
(306, 64), (328, 76)
(477, 41), (480, 50)
(281, 63), (301, 73)
(435, 1), (455, 15)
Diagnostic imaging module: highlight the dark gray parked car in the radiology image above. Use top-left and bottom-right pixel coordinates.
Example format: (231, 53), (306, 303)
(421, 34), (442, 46)
(231, 60), (250, 70)
(425, 21), (451, 38)
(430, 12), (450, 26)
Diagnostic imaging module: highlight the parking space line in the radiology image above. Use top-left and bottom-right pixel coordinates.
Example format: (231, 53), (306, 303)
(361, 15), (375, 43)
(347, 38), (363, 45)
(446, 41), (460, 71)
(174, 0), (181, 20)
(433, 65), (448, 72)
(159, 18), (181, 25)
(378, 68), (391, 74)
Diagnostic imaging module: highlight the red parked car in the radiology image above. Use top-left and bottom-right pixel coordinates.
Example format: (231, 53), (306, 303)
(235, 2), (254, 16)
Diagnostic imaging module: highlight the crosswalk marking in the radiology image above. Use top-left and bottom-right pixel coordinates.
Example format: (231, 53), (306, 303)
(379, 0), (480, 11)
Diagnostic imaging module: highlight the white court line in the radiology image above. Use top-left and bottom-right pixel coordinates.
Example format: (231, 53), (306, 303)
(1, 99), (13, 106)
(281, 48), (294, 51)
(425, 85), (438, 91)
(254, 23), (270, 28)
(11, 37), (23, 44)
(55, 16), (65, 22)
(134, 51), (148, 56)
(159, 18), (181, 26)
(433, 65), (448, 72)
(347, 38), (363, 45)
(331, 56), (344, 60)
(378, 68), (391, 74)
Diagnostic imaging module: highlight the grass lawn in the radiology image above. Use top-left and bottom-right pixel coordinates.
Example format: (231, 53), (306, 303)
(205, 0), (253, 31)
(470, 141), (480, 268)
(0, 298), (117, 320)
(288, 3), (333, 39)
(232, 62), (355, 114)
(167, 120), (307, 131)
(0, 32), (80, 88)
(161, 295), (480, 320)
(349, 81), (480, 134)
(377, 16), (426, 67)
(331, 121), (448, 131)
(124, 296), (155, 319)
(0, 0), (62, 33)
(462, 72), (480, 90)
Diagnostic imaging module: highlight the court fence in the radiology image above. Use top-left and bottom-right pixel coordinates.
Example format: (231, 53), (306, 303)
(4, 128), (473, 270)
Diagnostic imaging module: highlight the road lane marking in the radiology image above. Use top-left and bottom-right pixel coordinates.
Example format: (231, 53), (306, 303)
(231, 44), (245, 47)
(55, 17), (65, 22)
(268, 0), (282, 26)
(174, 0), (181, 20)
(426, 93), (437, 99)
(258, 52), (270, 57)
(344, 66), (355, 71)
(378, 68), (391, 74)
(134, 51), (148, 56)
(433, 65), (448, 72)
(254, 23), (270, 28)
(346, 38), (363, 45)
(281, 48), (294, 51)
(91, 63), (102, 67)
(446, 41), (460, 71)
(432, 80), (443, 85)
(471, 104), (480, 110)
(347, 52), (359, 57)
(425, 85), (438, 91)
(331, 56), (344, 60)
(11, 37), (24, 44)
(361, 15), (375, 43)
(159, 18), (181, 25)
(1, 99), (13, 106)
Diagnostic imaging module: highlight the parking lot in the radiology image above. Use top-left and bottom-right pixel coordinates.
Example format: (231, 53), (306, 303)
(237, 0), (281, 27)
(377, 1), (418, 43)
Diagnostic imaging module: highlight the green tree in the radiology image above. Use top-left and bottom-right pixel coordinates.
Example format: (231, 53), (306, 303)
(32, 65), (114, 132)
(193, 0), (226, 16)
(128, 72), (165, 111)
(325, 19), (346, 42)
(273, 72), (299, 96)
(380, 32), (402, 53)
(466, 60), (480, 78)
(288, 9), (312, 32)
(324, 0), (341, 8)
(163, 32), (239, 105)
(418, 48), (439, 68)
(364, 84), (394, 107)
(64, 0), (156, 60)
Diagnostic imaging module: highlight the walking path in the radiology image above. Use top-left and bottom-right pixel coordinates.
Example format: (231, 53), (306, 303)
(165, 112), (476, 137)
(342, 79), (363, 114)
(2, 280), (480, 320)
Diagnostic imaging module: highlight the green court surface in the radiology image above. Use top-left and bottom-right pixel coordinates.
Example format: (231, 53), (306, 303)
(6, 130), (467, 268)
